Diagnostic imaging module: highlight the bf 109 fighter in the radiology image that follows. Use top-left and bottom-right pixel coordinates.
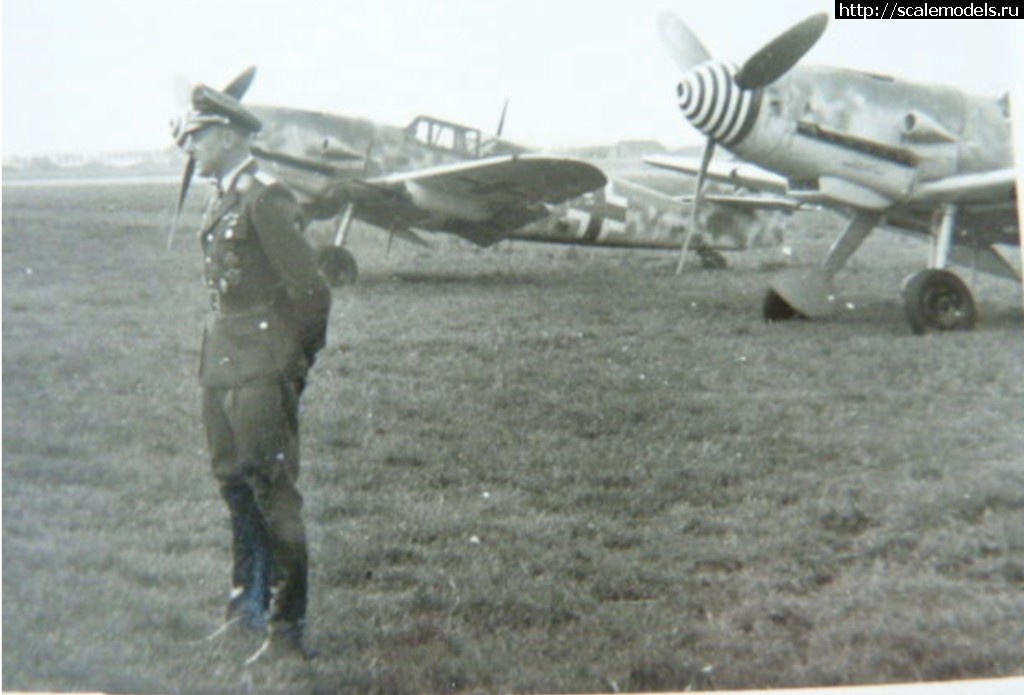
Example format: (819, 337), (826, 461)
(172, 69), (788, 283)
(171, 69), (605, 283)
(650, 12), (1019, 334)
(263, 110), (793, 276)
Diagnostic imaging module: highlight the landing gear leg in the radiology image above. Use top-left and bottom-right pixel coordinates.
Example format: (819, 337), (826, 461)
(318, 203), (358, 286)
(763, 211), (880, 322)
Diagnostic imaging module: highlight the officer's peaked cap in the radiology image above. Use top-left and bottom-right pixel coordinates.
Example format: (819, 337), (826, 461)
(173, 84), (261, 145)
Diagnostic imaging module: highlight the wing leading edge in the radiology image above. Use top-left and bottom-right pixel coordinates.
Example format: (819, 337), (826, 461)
(345, 154), (607, 245)
(262, 150), (607, 246)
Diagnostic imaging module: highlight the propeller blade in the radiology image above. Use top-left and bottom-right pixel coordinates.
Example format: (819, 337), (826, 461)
(657, 13), (712, 73)
(174, 66), (255, 111)
(735, 13), (828, 90)
(363, 141), (375, 176)
(223, 65), (257, 99)
(676, 137), (715, 275)
(332, 203), (356, 248)
(496, 99), (509, 138)
(174, 75), (193, 108)
(168, 156), (196, 250)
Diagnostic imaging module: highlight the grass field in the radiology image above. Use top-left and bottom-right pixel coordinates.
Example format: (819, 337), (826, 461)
(3, 181), (1023, 694)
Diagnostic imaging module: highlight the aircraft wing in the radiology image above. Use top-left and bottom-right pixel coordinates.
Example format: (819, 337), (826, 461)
(691, 192), (803, 211)
(368, 154), (606, 207)
(908, 168), (1018, 205)
(645, 155), (789, 194)
(263, 151), (607, 247)
(649, 156), (1018, 218)
(348, 154), (607, 246)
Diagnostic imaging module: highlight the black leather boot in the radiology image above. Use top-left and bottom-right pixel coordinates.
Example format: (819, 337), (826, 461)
(245, 620), (310, 664)
(221, 483), (272, 631)
(244, 539), (310, 663)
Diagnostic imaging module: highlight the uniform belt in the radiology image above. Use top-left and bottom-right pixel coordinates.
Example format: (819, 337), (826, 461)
(208, 292), (278, 317)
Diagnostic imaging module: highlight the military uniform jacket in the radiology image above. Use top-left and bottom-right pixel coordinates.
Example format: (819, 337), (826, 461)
(199, 163), (331, 387)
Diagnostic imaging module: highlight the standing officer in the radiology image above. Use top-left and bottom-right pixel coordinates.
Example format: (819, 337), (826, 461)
(172, 78), (331, 663)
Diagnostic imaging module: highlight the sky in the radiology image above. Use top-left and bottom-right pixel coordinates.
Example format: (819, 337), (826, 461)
(3, 0), (1023, 157)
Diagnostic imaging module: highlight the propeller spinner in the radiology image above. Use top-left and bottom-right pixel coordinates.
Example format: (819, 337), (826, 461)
(665, 13), (827, 146)
(660, 13), (827, 270)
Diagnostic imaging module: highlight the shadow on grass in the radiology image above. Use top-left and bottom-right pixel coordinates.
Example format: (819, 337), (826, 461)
(388, 270), (555, 287)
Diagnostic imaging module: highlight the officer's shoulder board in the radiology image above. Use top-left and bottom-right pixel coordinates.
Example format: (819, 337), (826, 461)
(249, 171), (298, 208)
(254, 170), (278, 187)
(236, 170), (278, 193)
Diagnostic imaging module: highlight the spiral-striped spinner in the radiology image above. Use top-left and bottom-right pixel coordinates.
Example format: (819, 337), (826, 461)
(676, 61), (760, 147)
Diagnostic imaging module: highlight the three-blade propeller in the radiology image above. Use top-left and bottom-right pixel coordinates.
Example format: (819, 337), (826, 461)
(168, 66), (257, 249)
(659, 13), (827, 271)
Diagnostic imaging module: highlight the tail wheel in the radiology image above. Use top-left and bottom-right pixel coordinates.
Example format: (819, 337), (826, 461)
(902, 269), (976, 334)
(697, 247), (728, 270)
(317, 247), (359, 286)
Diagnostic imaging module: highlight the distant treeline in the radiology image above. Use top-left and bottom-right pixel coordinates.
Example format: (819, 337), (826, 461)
(3, 148), (181, 180)
(3, 140), (693, 181)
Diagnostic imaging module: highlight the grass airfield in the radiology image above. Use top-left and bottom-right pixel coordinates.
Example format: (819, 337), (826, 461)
(3, 181), (1023, 693)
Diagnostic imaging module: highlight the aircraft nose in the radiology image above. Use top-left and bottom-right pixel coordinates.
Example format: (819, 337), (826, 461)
(675, 61), (760, 147)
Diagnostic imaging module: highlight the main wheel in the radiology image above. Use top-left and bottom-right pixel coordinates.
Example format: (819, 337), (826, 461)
(763, 288), (802, 322)
(902, 269), (976, 334)
(317, 247), (359, 286)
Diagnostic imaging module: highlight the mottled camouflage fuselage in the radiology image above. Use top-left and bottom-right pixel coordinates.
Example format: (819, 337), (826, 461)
(518, 175), (781, 251)
(250, 107), (507, 210)
(249, 105), (779, 253)
(676, 62), (1017, 243)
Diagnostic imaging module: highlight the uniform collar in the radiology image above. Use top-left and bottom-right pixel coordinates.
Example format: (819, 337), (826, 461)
(217, 156), (257, 195)
(201, 157), (254, 234)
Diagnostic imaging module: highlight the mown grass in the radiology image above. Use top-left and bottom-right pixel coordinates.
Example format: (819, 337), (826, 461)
(3, 182), (1024, 694)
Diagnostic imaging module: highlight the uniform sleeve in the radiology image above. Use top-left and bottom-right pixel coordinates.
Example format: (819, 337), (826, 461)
(251, 183), (332, 362)
(250, 184), (323, 297)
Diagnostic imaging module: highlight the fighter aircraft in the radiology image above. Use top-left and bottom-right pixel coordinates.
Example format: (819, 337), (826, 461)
(172, 69), (787, 283)
(250, 103), (796, 280)
(171, 69), (605, 281)
(650, 12), (1020, 334)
